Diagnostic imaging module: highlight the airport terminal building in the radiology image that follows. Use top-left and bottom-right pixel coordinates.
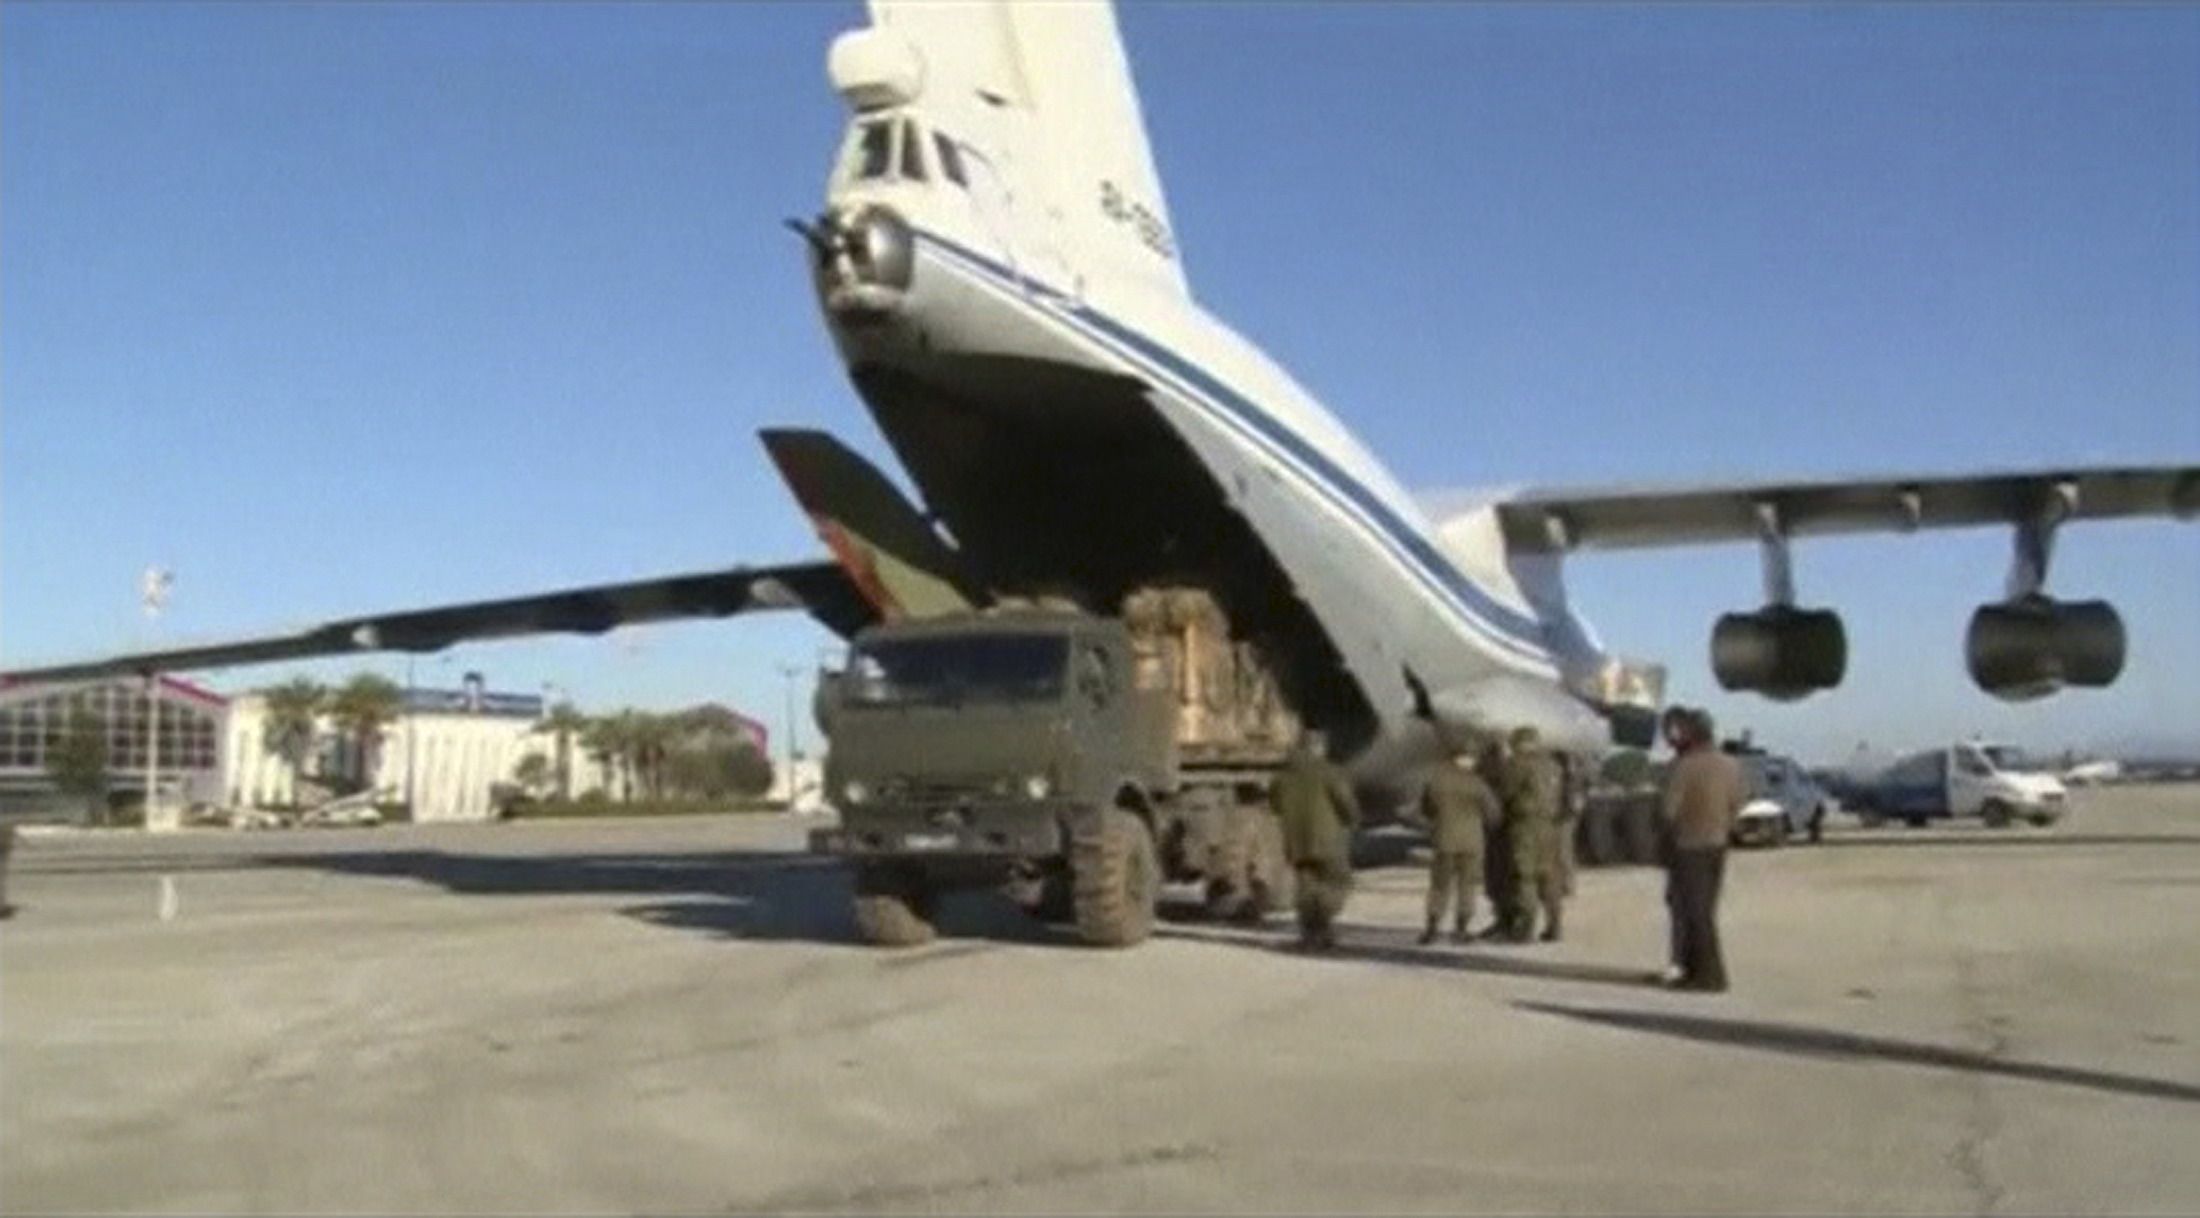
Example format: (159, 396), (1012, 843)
(0, 676), (594, 824)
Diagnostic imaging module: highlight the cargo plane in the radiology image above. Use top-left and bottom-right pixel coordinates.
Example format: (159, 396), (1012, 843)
(7, 2), (2197, 814)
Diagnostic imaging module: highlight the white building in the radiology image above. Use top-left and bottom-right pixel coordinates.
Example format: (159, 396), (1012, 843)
(224, 684), (561, 823)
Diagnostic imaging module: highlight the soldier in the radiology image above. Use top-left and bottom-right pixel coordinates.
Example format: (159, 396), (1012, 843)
(1418, 732), (1499, 945)
(1550, 753), (1583, 899)
(1500, 726), (1567, 942)
(1268, 727), (1360, 951)
(1477, 736), (1517, 939)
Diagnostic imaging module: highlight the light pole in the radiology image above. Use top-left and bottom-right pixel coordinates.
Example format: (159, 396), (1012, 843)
(775, 661), (803, 801)
(405, 656), (417, 819)
(139, 566), (172, 830)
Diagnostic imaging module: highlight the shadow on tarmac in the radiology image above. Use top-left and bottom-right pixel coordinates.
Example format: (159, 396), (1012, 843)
(243, 847), (1095, 949)
(1154, 922), (1665, 989)
(1516, 1001), (2200, 1105)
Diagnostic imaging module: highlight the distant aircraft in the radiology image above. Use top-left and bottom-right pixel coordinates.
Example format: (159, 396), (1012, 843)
(2062, 759), (2125, 787)
(6, 2), (2196, 809)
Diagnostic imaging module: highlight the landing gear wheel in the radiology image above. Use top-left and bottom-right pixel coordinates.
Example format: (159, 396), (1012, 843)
(1202, 803), (1258, 922)
(1622, 799), (1662, 866)
(1580, 803), (1618, 867)
(1073, 807), (1160, 948)
(853, 863), (937, 947)
(1981, 800), (2014, 830)
(1244, 811), (1294, 922)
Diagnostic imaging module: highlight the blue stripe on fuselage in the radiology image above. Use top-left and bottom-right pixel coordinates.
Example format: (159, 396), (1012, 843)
(904, 228), (1554, 662)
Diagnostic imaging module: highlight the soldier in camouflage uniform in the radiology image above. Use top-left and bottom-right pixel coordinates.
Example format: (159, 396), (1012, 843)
(1478, 736), (1517, 940)
(1268, 728), (1360, 951)
(1495, 726), (1564, 942)
(1549, 753), (1583, 900)
(1419, 733), (1499, 944)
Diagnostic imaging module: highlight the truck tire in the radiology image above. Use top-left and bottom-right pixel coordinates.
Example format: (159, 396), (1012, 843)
(853, 863), (937, 948)
(1074, 807), (1160, 947)
(1981, 800), (2013, 829)
(1622, 798), (1662, 866)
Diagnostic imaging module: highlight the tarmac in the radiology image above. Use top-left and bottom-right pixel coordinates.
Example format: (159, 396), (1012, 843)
(3, 784), (2197, 1215)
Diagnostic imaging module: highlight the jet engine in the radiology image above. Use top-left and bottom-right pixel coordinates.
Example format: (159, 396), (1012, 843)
(1710, 607), (1847, 701)
(1966, 596), (2125, 701)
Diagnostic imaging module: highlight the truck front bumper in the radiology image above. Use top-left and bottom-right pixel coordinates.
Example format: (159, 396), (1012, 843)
(809, 802), (1068, 860)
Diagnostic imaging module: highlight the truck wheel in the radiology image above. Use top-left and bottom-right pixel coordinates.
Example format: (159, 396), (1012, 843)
(1981, 800), (2013, 829)
(852, 863), (937, 948)
(1073, 807), (1160, 947)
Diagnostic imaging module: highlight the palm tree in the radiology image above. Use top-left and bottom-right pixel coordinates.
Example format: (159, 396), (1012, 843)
(328, 673), (404, 795)
(261, 677), (326, 797)
(512, 751), (553, 798)
(629, 711), (675, 801)
(532, 702), (588, 801)
(580, 714), (629, 802)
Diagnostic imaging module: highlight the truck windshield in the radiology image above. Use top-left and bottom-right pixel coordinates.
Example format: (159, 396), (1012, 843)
(845, 634), (1069, 707)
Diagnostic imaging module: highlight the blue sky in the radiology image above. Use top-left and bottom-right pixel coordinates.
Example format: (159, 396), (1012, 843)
(3, 2), (2195, 765)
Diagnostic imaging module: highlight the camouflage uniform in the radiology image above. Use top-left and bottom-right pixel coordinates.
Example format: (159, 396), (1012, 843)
(1269, 736), (1360, 950)
(1478, 742), (1517, 937)
(1549, 754), (1583, 899)
(1419, 757), (1498, 943)
(1495, 728), (1565, 942)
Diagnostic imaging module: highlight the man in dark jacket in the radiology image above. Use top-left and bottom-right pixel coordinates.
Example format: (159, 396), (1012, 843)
(1269, 729), (1360, 951)
(1658, 707), (1746, 991)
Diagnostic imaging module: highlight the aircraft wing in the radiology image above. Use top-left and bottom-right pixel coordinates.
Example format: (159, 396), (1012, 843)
(0, 561), (876, 683)
(1489, 465), (2200, 554)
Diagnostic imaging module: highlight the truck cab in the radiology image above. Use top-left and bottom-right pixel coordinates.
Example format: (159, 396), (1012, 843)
(812, 609), (1171, 865)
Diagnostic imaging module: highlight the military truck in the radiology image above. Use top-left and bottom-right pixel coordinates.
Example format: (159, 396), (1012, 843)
(807, 587), (1302, 947)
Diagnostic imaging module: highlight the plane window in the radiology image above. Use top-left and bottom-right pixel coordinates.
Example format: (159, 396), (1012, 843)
(934, 132), (967, 187)
(855, 120), (893, 180)
(899, 120), (927, 181)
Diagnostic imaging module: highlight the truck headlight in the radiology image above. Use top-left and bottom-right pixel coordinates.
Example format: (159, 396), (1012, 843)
(1023, 774), (1052, 800)
(841, 780), (869, 805)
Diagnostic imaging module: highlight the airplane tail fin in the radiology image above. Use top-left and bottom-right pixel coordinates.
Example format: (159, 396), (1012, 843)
(760, 428), (986, 622)
(870, 0), (1188, 301)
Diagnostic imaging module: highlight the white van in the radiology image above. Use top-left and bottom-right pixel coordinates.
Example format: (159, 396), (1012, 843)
(1852, 743), (2068, 828)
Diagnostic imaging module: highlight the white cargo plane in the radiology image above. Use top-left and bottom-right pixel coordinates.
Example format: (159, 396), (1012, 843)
(6, 2), (2196, 810)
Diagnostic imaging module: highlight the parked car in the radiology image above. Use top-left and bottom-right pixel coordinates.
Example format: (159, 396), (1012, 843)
(297, 792), (384, 828)
(1731, 753), (1840, 847)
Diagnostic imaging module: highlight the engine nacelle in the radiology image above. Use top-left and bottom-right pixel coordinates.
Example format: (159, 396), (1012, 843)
(1710, 607), (1848, 701)
(1966, 597), (2125, 701)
